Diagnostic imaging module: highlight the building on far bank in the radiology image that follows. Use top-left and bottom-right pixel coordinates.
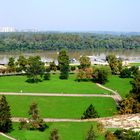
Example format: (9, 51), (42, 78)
(0, 27), (16, 32)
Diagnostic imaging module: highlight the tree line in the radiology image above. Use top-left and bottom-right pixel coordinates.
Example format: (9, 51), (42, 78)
(0, 32), (140, 51)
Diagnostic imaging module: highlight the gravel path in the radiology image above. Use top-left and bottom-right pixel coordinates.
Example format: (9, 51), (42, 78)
(0, 132), (16, 140)
(0, 92), (113, 97)
(11, 113), (140, 129)
(96, 83), (122, 104)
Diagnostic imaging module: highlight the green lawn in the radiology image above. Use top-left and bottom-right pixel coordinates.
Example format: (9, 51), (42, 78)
(9, 122), (104, 140)
(0, 135), (9, 140)
(129, 62), (140, 67)
(104, 75), (132, 98)
(6, 96), (117, 118)
(0, 74), (108, 94)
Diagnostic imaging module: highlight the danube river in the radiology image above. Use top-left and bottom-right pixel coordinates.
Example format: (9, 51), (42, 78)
(0, 49), (140, 64)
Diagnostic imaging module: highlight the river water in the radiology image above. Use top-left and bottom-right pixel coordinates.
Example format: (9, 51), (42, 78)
(0, 49), (140, 64)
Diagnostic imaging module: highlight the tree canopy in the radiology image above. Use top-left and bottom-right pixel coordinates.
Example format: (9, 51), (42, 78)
(58, 50), (69, 79)
(0, 33), (140, 51)
(81, 104), (99, 119)
(0, 95), (12, 132)
(26, 56), (45, 83)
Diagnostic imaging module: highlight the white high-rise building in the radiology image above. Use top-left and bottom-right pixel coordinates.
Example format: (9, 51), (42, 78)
(0, 27), (16, 32)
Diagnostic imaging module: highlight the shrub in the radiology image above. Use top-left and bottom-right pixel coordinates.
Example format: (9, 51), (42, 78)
(120, 68), (131, 78)
(44, 72), (51, 80)
(93, 68), (110, 84)
(81, 104), (99, 119)
(70, 66), (76, 71)
(105, 131), (116, 140)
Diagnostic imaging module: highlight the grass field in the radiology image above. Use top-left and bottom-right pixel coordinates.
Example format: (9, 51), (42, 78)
(0, 135), (9, 140)
(129, 62), (140, 67)
(104, 75), (132, 98)
(0, 74), (108, 94)
(6, 96), (117, 118)
(9, 122), (105, 140)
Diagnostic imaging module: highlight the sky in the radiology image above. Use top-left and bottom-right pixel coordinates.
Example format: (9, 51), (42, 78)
(0, 0), (140, 32)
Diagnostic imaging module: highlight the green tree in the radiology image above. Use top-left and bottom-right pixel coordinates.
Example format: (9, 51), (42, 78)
(85, 125), (97, 140)
(8, 57), (16, 72)
(19, 103), (47, 131)
(129, 66), (139, 77)
(130, 71), (140, 97)
(16, 55), (27, 72)
(28, 102), (47, 131)
(49, 129), (59, 140)
(118, 58), (123, 73)
(0, 95), (12, 132)
(26, 56), (45, 83)
(49, 61), (57, 72)
(106, 54), (120, 74)
(120, 68), (131, 78)
(114, 129), (140, 140)
(93, 68), (110, 84)
(58, 50), (69, 79)
(81, 104), (99, 119)
(44, 72), (51, 80)
(79, 55), (91, 69)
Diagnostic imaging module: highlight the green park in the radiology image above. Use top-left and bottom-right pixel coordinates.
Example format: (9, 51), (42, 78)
(0, 50), (140, 140)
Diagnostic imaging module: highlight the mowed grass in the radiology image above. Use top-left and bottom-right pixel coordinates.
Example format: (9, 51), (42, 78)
(0, 74), (108, 94)
(0, 135), (9, 140)
(6, 96), (117, 118)
(9, 122), (104, 140)
(104, 75), (132, 98)
(129, 62), (140, 67)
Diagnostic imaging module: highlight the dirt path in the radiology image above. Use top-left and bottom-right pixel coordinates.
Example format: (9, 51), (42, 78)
(0, 132), (16, 140)
(0, 92), (121, 106)
(11, 114), (140, 129)
(0, 92), (113, 97)
(96, 83), (122, 104)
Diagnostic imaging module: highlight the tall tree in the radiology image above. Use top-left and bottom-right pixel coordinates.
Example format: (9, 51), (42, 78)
(0, 95), (12, 132)
(130, 71), (140, 103)
(58, 50), (69, 79)
(93, 67), (110, 84)
(28, 102), (46, 131)
(81, 104), (99, 119)
(85, 125), (97, 140)
(106, 54), (119, 74)
(16, 55), (27, 72)
(117, 58), (123, 73)
(49, 61), (57, 72)
(8, 57), (16, 72)
(120, 68), (131, 78)
(26, 56), (45, 83)
(79, 55), (91, 69)
(49, 129), (59, 140)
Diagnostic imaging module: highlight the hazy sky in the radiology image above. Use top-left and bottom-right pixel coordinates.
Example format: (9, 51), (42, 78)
(0, 0), (140, 32)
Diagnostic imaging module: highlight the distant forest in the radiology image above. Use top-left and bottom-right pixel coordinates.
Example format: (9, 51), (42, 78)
(0, 32), (140, 51)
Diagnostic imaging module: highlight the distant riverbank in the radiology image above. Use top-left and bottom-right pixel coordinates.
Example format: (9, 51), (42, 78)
(0, 49), (140, 64)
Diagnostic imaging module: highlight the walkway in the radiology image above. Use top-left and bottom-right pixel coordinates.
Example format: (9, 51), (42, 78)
(0, 92), (120, 105)
(0, 92), (112, 97)
(96, 83), (122, 104)
(0, 132), (16, 140)
(11, 113), (140, 129)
